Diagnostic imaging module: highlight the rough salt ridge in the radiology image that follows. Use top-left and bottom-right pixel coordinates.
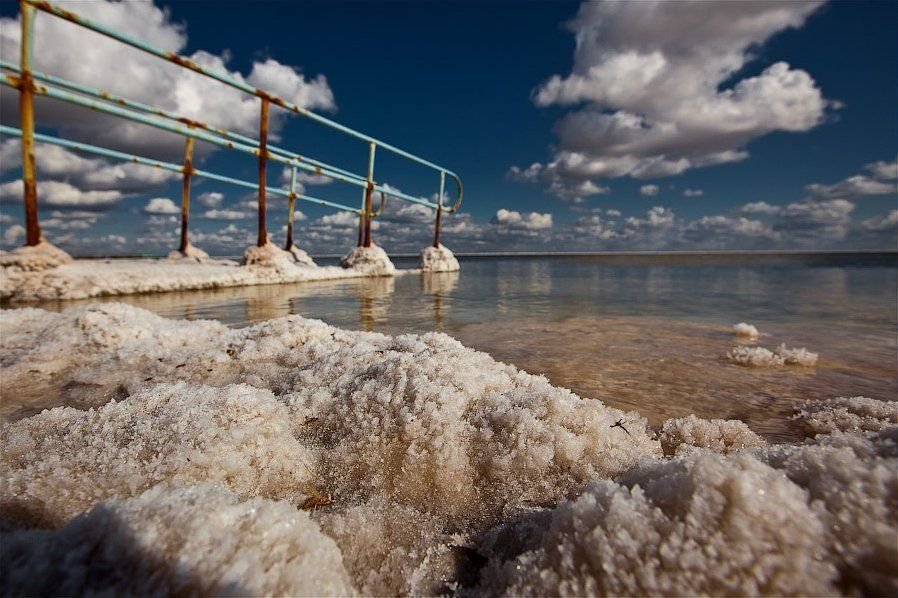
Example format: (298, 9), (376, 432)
(0, 241), (398, 302)
(0, 303), (895, 596)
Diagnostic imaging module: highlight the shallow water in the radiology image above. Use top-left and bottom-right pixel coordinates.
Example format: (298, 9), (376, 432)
(23, 253), (898, 441)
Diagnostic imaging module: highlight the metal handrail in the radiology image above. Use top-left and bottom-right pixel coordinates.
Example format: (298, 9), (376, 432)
(5, 0), (462, 252)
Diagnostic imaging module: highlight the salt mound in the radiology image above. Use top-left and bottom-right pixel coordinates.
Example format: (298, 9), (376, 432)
(732, 322), (759, 340)
(476, 453), (839, 596)
(418, 244), (460, 272)
(659, 414), (766, 455)
(167, 243), (210, 263)
(1, 484), (356, 596)
(243, 241), (305, 271)
(793, 396), (898, 435)
(340, 244), (396, 275)
(727, 343), (818, 367)
(0, 241), (72, 272)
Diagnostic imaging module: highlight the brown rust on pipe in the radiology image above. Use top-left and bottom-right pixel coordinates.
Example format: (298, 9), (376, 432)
(432, 204), (443, 248)
(31, 0), (82, 24)
(357, 209), (364, 247)
(285, 195), (295, 251)
(256, 98), (270, 247)
(362, 182), (374, 248)
(19, 0), (40, 246)
(178, 136), (195, 253)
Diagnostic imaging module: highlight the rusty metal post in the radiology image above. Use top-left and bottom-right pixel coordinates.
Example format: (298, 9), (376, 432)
(285, 165), (297, 251)
(433, 170), (446, 248)
(357, 210), (364, 247)
(256, 98), (270, 247)
(362, 141), (376, 248)
(19, 0), (40, 246)
(178, 136), (195, 252)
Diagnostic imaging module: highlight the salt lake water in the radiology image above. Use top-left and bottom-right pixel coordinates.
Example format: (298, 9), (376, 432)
(37, 253), (897, 441)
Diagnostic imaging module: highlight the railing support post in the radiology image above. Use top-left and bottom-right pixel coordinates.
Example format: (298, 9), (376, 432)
(19, 0), (40, 246)
(433, 170), (446, 248)
(178, 136), (195, 253)
(256, 97), (270, 247)
(363, 141), (376, 248)
(285, 165), (297, 251)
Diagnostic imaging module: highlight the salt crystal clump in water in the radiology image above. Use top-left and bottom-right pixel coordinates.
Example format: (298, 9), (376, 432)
(727, 345), (784, 367)
(659, 414), (766, 455)
(792, 396), (898, 435)
(775, 343), (819, 366)
(0, 484), (357, 597)
(475, 452), (839, 596)
(1, 382), (315, 523)
(340, 244), (396, 275)
(732, 322), (759, 340)
(727, 344), (818, 367)
(418, 244), (460, 272)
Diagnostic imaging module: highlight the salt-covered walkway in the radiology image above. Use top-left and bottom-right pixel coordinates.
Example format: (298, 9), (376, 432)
(0, 241), (460, 302)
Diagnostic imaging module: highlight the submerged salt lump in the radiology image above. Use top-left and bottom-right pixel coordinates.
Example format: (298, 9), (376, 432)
(475, 452), (839, 596)
(727, 345), (784, 366)
(732, 322), (759, 340)
(793, 396), (898, 435)
(0, 484), (357, 597)
(418, 244), (460, 272)
(727, 343), (818, 367)
(776, 343), (819, 366)
(659, 414), (766, 455)
(1, 382), (315, 523)
(339, 244), (396, 275)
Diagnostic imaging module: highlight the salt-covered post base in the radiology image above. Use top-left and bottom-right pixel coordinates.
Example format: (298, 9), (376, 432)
(286, 245), (317, 267)
(243, 242), (316, 271)
(418, 244), (460, 272)
(167, 243), (210, 263)
(0, 241), (73, 272)
(339, 244), (396, 276)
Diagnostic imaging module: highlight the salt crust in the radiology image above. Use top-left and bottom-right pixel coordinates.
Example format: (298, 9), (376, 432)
(793, 396), (898, 435)
(732, 322), (759, 340)
(0, 303), (895, 596)
(1, 484), (356, 596)
(418, 244), (460, 272)
(1, 246), (391, 302)
(727, 343), (819, 367)
(339, 244), (396, 275)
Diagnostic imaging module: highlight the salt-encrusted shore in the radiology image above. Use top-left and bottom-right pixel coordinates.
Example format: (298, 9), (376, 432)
(1, 303), (895, 596)
(0, 242), (414, 302)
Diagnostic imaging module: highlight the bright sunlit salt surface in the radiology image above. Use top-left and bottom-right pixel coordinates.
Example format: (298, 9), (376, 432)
(13, 253), (897, 441)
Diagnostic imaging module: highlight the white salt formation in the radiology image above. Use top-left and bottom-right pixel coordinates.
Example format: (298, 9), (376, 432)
(339, 244), (396, 275)
(732, 322), (759, 340)
(0, 303), (895, 596)
(1, 484), (356, 596)
(728, 343), (818, 367)
(418, 244), (460, 272)
(793, 395), (898, 435)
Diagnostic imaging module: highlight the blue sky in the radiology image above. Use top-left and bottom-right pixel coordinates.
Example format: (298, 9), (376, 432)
(0, 0), (895, 255)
